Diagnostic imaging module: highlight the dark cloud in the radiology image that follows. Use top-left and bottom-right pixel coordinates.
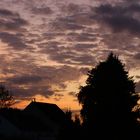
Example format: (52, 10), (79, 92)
(67, 32), (97, 42)
(68, 91), (76, 97)
(40, 65), (81, 83)
(95, 3), (140, 34)
(54, 93), (64, 97)
(135, 76), (140, 79)
(0, 8), (28, 31)
(52, 53), (95, 65)
(125, 3), (140, 13)
(0, 32), (28, 50)
(3, 64), (82, 98)
(5, 61), (82, 86)
(75, 43), (97, 51)
(104, 15), (140, 34)
(42, 32), (65, 38)
(7, 75), (42, 84)
(39, 41), (96, 65)
(39, 41), (64, 50)
(59, 3), (85, 15)
(136, 81), (140, 93)
(53, 93), (64, 101)
(49, 10), (96, 32)
(48, 7), (96, 32)
(101, 33), (134, 49)
(0, 9), (18, 16)
(10, 85), (54, 98)
(39, 42), (75, 64)
(50, 17), (85, 31)
(134, 53), (140, 60)
(31, 6), (53, 15)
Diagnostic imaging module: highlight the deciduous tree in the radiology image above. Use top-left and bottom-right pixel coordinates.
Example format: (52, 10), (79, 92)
(0, 84), (13, 108)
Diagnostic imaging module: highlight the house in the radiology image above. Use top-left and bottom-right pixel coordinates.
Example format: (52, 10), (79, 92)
(24, 101), (68, 137)
(0, 101), (69, 140)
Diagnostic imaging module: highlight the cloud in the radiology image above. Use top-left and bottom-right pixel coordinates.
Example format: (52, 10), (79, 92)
(0, 32), (28, 50)
(0, 0), (140, 107)
(49, 10), (97, 32)
(3, 64), (82, 99)
(31, 6), (53, 15)
(0, 8), (28, 31)
(135, 76), (140, 79)
(75, 43), (97, 51)
(89, 1), (140, 68)
(134, 53), (140, 60)
(95, 3), (140, 34)
(70, 54), (96, 65)
(53, 93), (64, 101)
(67, 32), (98, 42)
(59, 3), (85, 15)
(79, 67), (90, 75)
(39, 41), (96, 65)
(40, 65), (82, 83)
(50, 17), (85, 31)
(7, 74), (42, 84)
(0, 9), (29, 51)
(0, 9), (18, 16)
(47, 4), (95, 31)
(136, 81), (140, 93)
(10, 85), (54, 98)
(104, 15), (140, 34)
(68, 91), (76, 97)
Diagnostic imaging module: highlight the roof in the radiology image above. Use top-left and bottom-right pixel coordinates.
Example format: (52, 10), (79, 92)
(24, 101), (67, 124)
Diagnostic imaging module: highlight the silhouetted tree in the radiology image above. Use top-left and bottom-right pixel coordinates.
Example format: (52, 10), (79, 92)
(0, 84), (13, 108)
(74, 114), (81, 128)
(78, 53), (139, 139)
(57, 109), (75, 140)
(65, 109), (73, 121)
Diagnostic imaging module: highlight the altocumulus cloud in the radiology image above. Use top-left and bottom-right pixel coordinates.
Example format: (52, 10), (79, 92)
(4, 65), (83, 99)
(0, 8), (28, 50)
(95, 3), (140, 34)
(0, 8), (28, 31)
(31, 6), (53, 15)
(0, 0), (140, 105)
(0, 32), (28, 50)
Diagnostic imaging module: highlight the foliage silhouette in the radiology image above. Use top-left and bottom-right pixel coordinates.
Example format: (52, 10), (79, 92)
(65, 109), (73, 121)
(74, 114), (81, 128)
(78, 53), (139, 139)
(57, 110), (83, 140)
(0, 84), (14, 108)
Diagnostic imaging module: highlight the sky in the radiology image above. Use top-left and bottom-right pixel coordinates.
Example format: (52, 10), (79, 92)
(0, 0), (140, 111)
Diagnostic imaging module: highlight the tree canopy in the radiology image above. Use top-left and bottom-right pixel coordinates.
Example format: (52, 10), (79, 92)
(0, 84), (14, 108)
(77, 53), (139, 139)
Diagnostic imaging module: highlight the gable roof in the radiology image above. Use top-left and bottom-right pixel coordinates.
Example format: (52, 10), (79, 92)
(24, 101), (67, 124)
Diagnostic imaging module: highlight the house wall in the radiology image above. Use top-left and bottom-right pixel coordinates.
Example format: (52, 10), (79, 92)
(24, 105), (61, 136)
(0, 115), (21, 137)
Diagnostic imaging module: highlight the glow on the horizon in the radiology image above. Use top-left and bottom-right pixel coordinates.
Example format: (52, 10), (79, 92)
(12, 94), (81, 111)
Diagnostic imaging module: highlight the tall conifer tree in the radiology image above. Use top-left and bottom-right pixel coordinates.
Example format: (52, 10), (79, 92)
(78, 53), (139, 139)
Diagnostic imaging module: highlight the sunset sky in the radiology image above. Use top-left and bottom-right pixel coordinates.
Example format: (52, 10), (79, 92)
(0, 0), (140, 111)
